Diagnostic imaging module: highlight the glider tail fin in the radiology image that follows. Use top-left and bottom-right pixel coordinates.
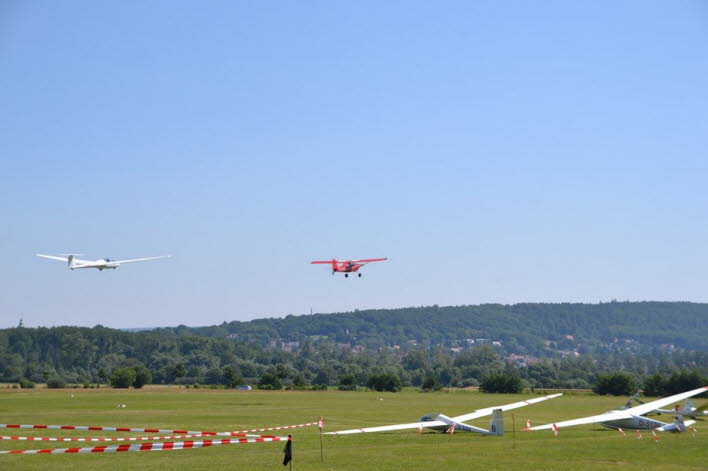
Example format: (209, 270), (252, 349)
(684, 399), (695, 415)
(68, 255), (77, 269)
(673, 405), (685, 432)
(489, 409), (504, 436)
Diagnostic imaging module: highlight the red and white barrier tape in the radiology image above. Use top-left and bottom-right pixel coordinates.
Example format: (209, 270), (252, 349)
(0, 420), (316, 436)
(0, 433), (267, 443)
(0, 436), (290, 455)
(232, 421), (317, 433)
(0, 424), (203, 435)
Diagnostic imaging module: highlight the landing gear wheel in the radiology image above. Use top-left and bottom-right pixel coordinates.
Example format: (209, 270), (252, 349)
(344, 273), (348, 278)
(358, 273), (362, 277)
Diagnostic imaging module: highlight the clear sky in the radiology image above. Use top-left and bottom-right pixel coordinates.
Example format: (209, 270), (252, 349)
(1, 1), (707, 329)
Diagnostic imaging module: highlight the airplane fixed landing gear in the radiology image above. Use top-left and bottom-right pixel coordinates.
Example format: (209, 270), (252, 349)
(358, 273), (362, 277)
(345, 273), (348, 278)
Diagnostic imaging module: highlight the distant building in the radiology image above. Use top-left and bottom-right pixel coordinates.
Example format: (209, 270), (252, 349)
(507, 354), (540, 367)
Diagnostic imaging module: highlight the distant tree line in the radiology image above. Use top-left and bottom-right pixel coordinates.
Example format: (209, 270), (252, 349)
(172, 301), (708, 352)
(0, 302), (706, 395)
(592, 370), (707, 397)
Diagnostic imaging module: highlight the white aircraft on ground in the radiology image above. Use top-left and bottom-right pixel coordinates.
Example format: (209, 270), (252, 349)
(626, 394), (707, 420)
(36, 253), (171, 271)
(525, 386), (707, 433)
(324, 393), (562, 436)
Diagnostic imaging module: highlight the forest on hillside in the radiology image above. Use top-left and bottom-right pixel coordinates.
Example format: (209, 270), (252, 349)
(169, 301), (708, 352)
(1, 302), (706, 390)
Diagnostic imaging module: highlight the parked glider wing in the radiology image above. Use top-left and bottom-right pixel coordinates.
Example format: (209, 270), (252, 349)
(453, 393), (563, 422)
(324, 420), (446, 435)
(528, 386), (708, 431)
(324, 393), (562, 435)
(527, 410), (632, 431)
(623, 387), (708, 417)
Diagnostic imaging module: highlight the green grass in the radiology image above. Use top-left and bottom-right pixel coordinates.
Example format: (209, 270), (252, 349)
(0, 388), (706, 470)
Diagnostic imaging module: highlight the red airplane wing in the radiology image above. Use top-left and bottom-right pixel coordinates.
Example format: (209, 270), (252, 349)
(352, 258), (387, 263)
(311, 260), (337, 264)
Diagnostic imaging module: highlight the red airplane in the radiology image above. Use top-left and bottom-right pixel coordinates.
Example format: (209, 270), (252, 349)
(311, 258), (387, 277)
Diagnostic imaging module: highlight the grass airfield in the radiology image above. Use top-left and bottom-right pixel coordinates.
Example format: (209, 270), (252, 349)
(0, 387), (705, 470)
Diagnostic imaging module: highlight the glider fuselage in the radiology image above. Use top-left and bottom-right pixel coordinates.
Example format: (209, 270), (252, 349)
(71, 259), (120, 270)
(420, 413), (502, 435)
(600, 415), (666, 430)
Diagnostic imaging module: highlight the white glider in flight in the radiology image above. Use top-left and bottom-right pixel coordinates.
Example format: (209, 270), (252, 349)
(324, 393), (562, 436)
(36, 253), (171, 271)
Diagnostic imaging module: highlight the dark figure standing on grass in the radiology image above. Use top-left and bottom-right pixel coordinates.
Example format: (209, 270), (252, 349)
(282, 435), (292, 467)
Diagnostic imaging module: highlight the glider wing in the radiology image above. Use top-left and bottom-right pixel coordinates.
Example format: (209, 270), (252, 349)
(324, 420), (446, 435)
(453, 393), (563, 422)
(112, 255), (171, 264)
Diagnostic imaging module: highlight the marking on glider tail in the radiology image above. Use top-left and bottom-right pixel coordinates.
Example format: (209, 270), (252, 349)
(489, 409), (504, 436)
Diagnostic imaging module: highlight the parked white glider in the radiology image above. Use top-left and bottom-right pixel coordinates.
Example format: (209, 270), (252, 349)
(36, 253), (171, 271)
(624, 393), (707, 420)
(324, 393), (562, 436)
(526, 386), (707, 433)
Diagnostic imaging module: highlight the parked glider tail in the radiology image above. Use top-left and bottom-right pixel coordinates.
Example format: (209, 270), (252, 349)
(490, 409), (504, 436)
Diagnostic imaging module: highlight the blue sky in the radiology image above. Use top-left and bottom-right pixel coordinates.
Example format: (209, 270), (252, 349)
(1, 1), (707, 328)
